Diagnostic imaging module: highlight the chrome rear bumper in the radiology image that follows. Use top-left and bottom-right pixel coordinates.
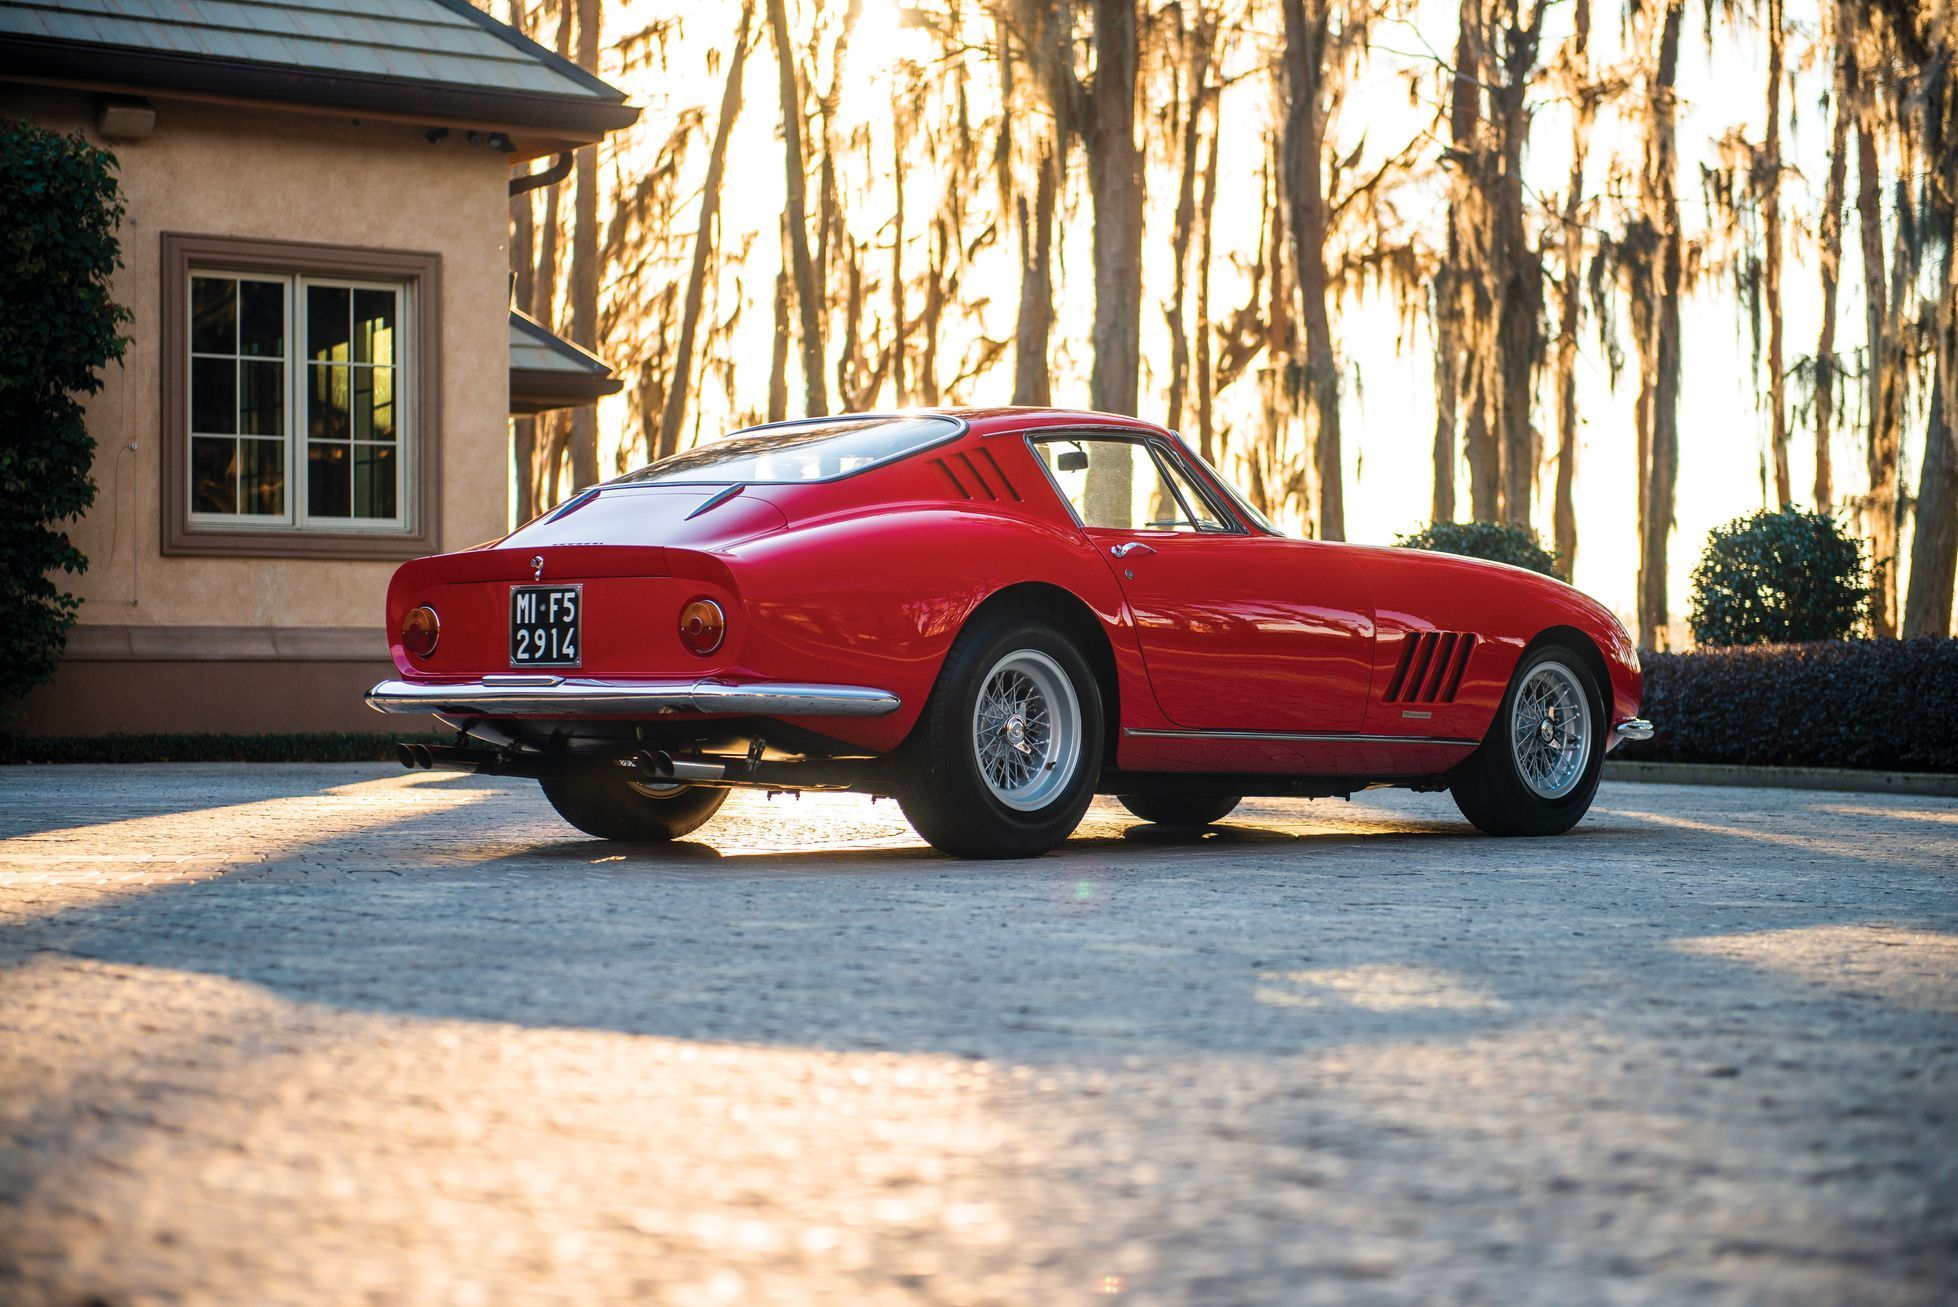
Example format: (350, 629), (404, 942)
(1613, 718), (1655, 742)
(366, 675), (902, 718)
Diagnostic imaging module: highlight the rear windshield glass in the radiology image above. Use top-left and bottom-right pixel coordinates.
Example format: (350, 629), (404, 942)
(613, 415), (965, 485)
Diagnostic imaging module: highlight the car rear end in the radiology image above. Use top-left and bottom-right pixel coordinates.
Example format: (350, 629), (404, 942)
(363, 415), (972, 783)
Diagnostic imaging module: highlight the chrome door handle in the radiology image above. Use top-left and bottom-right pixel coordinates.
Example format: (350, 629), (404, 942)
(1110, 542), (1156, 558)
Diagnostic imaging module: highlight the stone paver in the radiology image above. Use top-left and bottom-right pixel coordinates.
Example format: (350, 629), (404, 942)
(0, 764), (1953, 1305)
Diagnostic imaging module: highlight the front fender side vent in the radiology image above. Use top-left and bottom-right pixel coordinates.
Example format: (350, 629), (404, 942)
(1385, 631), (1476, 704)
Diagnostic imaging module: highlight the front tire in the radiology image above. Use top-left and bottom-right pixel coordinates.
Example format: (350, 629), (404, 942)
(1450, 643), (1605, 836)
(1118, 794), (1241, 827)
(897, 611), (1103, 859)
(540, 773), (728, 842)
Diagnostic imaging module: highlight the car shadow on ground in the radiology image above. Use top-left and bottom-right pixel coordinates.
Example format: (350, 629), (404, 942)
(5, 775), (1952, 1064)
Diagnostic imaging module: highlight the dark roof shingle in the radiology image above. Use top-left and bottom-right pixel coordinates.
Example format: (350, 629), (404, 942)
(0, 0), (636, 148)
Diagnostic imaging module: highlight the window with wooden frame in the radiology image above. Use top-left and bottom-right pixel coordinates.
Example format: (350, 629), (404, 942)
(161, 234), (442, 559)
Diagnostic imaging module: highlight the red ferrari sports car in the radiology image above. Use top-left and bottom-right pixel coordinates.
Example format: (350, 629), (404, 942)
(368, 409), (1649, 858)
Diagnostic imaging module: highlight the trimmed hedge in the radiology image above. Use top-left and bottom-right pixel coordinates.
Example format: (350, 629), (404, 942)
(0, 732), (447, 765)
(1616, 638), (1958, 773)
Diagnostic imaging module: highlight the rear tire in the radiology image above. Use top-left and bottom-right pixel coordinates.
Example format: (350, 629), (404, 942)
(1450, 642), (1605, 836)
(897, 610), (1103, 859)
(1117, 794), (1241, 827)
(540, 773), (728, 842)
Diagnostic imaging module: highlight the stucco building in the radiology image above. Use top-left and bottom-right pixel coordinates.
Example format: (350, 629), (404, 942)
(1, 0), (634, 735)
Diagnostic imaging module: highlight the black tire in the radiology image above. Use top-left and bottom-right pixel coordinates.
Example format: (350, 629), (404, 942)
(896, 610), (1104, 859)
(1450, 641), (1607, 836)
(1117, 794), (1241, 827)
(539, 772), (728, 842)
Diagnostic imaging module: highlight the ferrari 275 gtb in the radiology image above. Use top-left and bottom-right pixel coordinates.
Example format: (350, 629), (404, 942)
(367, 409), (1650, 858)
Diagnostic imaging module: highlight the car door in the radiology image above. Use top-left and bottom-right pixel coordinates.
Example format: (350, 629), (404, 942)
(1027, 432), (1375, 733)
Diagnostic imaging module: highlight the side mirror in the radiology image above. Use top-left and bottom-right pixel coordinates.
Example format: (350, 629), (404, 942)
(1056, 449), (1089, 473)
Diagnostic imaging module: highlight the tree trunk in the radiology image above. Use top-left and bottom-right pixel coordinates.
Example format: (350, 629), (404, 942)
(1083, 0), (1144, 523)
(565, 0), (602, 493)
(891, 100), (908, 407)
(1012, 144), (1057, 406)
(768, 262), (790, 423)
(1860, 120), (1901, 636)
(511, 184), (538, 527)
(1253, 140), (1292, 520)
(920, 218), (946, 406)
(1761, 0), (1790, 507)
(1196, 89), (1221, 461)
(657, 3), (751, 457)
(1493, 2), (1548, 527)
(1457, 5), (1501, 524)
(1166, 9), (1212, 434)
(1813, 0), (1853, 512)
(1552, 0), (1592, 574)
(767, 0), (826, 417)
(1463, 349), (1499, 521)
(1904, 362), (1956, 636)
(506, 2), (540, 526)
(1432, 0), (1481, 524)
(1431, 309), (1459, 523)
(1281, 0), (1343, 540)
(1903, 190), (1957, 636)
(1636, 0), (1684, 648)
(520, 0), (574, 519)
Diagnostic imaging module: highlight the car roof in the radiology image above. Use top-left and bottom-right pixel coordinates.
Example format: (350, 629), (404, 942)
(923, 407), (1170, 439)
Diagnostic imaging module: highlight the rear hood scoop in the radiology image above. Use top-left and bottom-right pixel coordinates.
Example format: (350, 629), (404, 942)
(501, 485), (788, 550)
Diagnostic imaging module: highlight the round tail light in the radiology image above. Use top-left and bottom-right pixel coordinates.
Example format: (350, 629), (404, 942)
(678, 598), (726, 656)
(401, 605), (440, 659)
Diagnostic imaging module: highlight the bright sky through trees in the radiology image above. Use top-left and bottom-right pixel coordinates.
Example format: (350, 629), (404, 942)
(518, 0), (1953, 643)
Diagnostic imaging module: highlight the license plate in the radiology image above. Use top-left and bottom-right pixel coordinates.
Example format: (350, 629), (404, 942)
(510, 584), (581, 666)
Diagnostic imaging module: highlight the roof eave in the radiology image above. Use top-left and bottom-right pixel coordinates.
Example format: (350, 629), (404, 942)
(510, 369), (624, 415)
(0, 37), (639, 147)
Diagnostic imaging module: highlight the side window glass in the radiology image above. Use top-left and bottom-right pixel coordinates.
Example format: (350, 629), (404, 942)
(1032, 437), (1229, 532)
(1151, 447), (1229, 531)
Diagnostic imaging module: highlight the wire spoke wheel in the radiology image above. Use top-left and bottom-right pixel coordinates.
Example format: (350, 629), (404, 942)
(970, 648), (1082, 812)
(1507, 659), (1592, 800)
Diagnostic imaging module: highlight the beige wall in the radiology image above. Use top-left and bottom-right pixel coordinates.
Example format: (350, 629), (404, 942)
(3, 87), (511, 633)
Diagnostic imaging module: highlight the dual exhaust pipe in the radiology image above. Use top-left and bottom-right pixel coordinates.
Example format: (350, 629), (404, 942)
(395, 741), (492, 773)
(394, 741), (729, 782)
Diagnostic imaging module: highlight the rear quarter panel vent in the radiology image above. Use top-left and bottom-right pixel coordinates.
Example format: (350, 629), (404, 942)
(929, 450), (1022, 502)
(1384, 630), (1476, 704)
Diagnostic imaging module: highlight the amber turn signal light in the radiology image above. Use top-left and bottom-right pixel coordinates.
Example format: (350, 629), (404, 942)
(678, 598), (726, 656)
(401, 605), (440, 659)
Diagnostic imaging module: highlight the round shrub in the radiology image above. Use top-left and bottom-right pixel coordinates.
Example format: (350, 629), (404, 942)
(1394, 521), (1561, 578)
(1688, 509), (1867, 647)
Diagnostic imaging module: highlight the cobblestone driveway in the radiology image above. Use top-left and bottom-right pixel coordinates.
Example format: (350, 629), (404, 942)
(1, 765), (1953, 1305)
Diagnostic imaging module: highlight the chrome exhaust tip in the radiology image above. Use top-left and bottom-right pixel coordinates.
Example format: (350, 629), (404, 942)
(633, 749), (725, 782)
(409, 743), (434, 769)
(395, 742), (418, 770)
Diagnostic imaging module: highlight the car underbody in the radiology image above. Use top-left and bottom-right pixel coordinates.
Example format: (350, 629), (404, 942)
(394, 711), (1456, 804)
